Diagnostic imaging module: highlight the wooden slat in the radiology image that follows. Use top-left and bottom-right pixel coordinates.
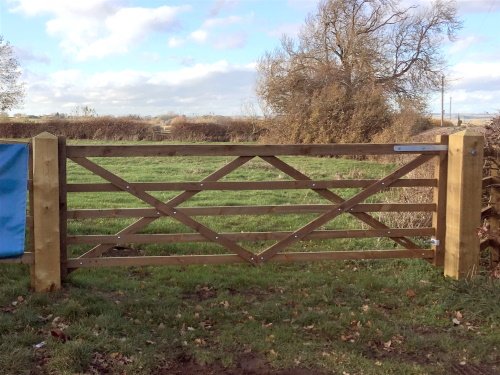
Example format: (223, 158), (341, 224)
(78, 156), (254, 259)
(68, 254), (245, 268)
(66, 143), (446, 158)
(67, 179), (437, 192)
(0, 252), (34, 264)
(270, 249), (434, 262)
(260, 156), (420, 250)
(432, 135), (448, 266)
(67, 228), (436, 245)
(66, 249), (433, 269)
(67, 203), (437, 219)
(258, 154), (434, 262)
(58, 136), (68, 279)
(71, 157), (257, 264)
(27, 143), (34, 253)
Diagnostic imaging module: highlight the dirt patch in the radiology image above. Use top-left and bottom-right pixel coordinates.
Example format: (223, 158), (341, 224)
(156, 353), (325, 375)
(182, 284), (218, 301)
(102, 246), (143, 257)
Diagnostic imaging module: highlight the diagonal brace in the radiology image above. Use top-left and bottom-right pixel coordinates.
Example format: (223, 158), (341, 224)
(71, 157), (257, 264)
(78, 156), (253, 258)
(260, 156), (419, 249)
(258, 155), (433, 262)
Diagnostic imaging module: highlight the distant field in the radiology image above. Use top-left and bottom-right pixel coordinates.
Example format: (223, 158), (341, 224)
(1, 142), (499, 375)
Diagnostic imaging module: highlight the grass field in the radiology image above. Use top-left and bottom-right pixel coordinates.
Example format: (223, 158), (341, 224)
(1, 142), (499, 375)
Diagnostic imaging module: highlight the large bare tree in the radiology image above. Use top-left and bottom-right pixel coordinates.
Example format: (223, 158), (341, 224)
(0, 36), (24, 111)
(257, 0), (461, 143)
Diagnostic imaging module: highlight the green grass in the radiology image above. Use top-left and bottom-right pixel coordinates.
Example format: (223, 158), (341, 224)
(1, 141), (499, 374)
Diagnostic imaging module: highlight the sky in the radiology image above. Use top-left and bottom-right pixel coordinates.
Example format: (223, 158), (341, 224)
(0, 0), (499, 117)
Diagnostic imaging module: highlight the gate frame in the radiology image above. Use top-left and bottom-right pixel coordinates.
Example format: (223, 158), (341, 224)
(14, 130), (484, 291)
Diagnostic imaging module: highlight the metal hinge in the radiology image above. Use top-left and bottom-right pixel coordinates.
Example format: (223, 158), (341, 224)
(394, 145), (448, 152)
(429, 238), (440, 246)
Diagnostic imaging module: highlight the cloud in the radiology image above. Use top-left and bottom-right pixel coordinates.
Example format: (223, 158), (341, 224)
(209, 0), (239, 17)
(267, 22), (303, 38)
(213, 32), (247, 49)
(190, 30), (209, 43)
(21, 61), (257, 115)
(9, 0), (190, 60)
(13, 46), (50, 64)
(457, 0), (498, 13)
(168, 36), (185, 48)
(448, 35), (484, 54)
(203, 15), (242, 28)
(434, 61), (500, 113)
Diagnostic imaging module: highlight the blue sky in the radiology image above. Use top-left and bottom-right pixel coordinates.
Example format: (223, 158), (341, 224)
(0, 0), (499, 116)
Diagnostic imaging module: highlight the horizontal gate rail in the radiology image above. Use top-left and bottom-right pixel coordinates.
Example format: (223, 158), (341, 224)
(67, 178), (437, 192)
(67, 203), (436, 219)
(67, 228), (435, 245)
(67, 249), (434, 269)
(66, 143), (447, 157)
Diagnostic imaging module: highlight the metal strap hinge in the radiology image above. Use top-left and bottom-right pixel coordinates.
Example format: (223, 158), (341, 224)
(394, 145), (448, 152)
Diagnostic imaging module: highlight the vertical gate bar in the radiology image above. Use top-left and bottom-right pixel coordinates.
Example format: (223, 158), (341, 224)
(444, 130), (484, 279)
(432, 134), (448, 266)
(58, 136), (68, 280)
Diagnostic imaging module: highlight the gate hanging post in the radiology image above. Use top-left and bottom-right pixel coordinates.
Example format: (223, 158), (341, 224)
(32, 132), (61, 292)
(444, 129), (484, 279)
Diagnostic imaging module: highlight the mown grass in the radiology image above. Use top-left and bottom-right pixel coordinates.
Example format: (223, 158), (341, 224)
(1, 141), (498, 374)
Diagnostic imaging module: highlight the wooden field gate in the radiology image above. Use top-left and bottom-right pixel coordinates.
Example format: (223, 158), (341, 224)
(3, 131), (486, 291)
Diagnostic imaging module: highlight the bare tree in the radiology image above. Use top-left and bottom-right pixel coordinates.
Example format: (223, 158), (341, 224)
(257, 0), (461, 143)
(0, 36), (24, 111)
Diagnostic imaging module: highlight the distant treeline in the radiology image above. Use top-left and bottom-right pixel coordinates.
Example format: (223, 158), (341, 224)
(0, 116), (264, 142)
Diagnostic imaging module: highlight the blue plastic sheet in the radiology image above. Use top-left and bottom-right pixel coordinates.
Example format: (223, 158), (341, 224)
(0, 143), (29, 258)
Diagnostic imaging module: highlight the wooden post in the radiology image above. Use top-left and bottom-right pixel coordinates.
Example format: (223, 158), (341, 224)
(432, 134), (448, 266)
(444, 130), (484, 279)
(32, 132), (61, 292)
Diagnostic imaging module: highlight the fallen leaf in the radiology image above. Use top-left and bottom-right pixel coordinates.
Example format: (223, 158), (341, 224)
(406, 289), (416, 299)
(50, 329), (69, 343)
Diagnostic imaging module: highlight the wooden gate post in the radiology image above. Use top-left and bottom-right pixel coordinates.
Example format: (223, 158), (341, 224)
(32, 132), (61, 292)
(444, 129), (484, 279)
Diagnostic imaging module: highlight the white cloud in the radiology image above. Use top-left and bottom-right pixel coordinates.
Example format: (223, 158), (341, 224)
(209, 0), (239, 17)
(21, 61), (257, 115)
(190, 29), (209, 43)
(203, 15), (242, 28)
(448, 35), (483, 54)
(168, 36), (185, 48)
(13, 46), (50, 64)
(213, 32), (247, 49)
(9, 0), (190, 60)
(267, 22), (303, 38)
(434, 61), (500, 113)
(457, 0), (498, 13)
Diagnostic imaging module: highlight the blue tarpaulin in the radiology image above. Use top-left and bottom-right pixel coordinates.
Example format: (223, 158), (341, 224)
(0, 143), (29, 258)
